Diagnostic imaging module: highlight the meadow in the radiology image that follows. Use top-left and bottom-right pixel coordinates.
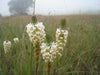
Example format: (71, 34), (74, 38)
(0, 15), (100, 75)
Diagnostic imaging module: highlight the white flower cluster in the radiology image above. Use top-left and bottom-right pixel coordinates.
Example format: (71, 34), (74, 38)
(13, 37), (19, 43)
(26, 22), (46, 47)
(3, 40), (11, 54)
(40, 42), (57, 63)
(56, 28), (68, 56)
(26, 22), (68, 63)
(40, 28), (68, 62)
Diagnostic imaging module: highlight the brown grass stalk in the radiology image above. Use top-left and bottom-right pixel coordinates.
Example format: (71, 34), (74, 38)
(6, 57), (9, 75)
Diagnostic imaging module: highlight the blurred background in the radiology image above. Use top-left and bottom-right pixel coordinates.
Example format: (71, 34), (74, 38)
(0, 0), (100, 16)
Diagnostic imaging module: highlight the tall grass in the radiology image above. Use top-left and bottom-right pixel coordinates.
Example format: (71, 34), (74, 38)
(0, 15), (100, 75)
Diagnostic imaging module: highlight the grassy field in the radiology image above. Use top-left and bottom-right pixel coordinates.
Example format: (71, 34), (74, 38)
(0, 15), (100, 75)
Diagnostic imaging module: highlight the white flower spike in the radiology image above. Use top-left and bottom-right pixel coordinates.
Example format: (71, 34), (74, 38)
(3, 40), (11, 54)
(26, 22), (46, 47)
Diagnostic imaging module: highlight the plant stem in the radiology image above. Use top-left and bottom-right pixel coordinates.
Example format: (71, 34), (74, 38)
(6, 57), (9, 75)
(33, 0), (36, 15)
(56, 58), (59, 75)
(53, 68), (56, 75)
(35, 63), (38, 75)
(34, 42), (40, 75)
(45, 62), (51, 75)
(30, 47), (33, 75)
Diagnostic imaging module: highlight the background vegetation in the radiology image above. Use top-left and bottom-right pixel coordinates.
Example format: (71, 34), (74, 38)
(0, 15), (100, 75)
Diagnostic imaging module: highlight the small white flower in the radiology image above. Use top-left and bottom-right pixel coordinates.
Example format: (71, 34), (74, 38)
(60, 37), (63, 40)
(58, 47), (63, 50)
(61, 30), (64, 33)
(3, 40), (11, 54)
(56, 28), (61, 33)
(13, 38), (19, 43)
(64, 40), (67, 43)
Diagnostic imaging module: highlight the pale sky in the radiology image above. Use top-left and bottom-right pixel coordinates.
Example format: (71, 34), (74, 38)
(0, 0), (100, 16)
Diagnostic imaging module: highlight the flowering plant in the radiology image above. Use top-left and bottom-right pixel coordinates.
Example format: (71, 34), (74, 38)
(40, 28), (68, 62)
(3, 40), (11, 54)
(13, 37), (19, 44)
(56, 28), (68, 57)
(26, 22), (46, 75)
(40, 28), (68, 75)
(3, 40), (11, 75)
(26, 22), (68, 75)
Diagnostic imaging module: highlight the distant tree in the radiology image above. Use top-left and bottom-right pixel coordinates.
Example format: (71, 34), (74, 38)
(8, 0), (33, 15)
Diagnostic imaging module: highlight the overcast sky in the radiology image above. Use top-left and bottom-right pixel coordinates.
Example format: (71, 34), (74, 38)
(0, 0), (100, 16)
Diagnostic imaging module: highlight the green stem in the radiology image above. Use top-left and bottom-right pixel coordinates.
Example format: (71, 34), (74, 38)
(53, 68), (56, 75)
(47, 62), (51, 75)
(56, 57), (59, 75)
(30, 48), (33, 75)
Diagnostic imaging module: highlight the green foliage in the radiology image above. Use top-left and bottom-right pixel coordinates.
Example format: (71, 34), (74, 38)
(61, 19), (66, 28)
